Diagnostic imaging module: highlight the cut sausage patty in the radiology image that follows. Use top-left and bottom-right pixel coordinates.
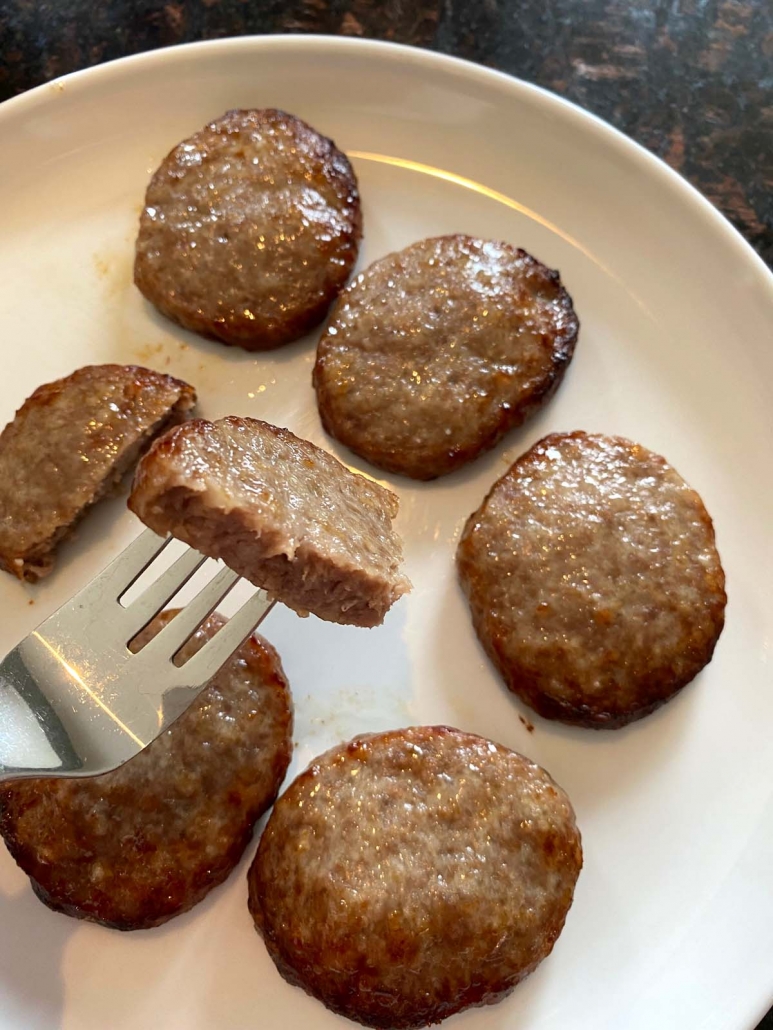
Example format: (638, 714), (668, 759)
(0, 364), (195, 582)
(134, 108), (362, 350)
(248, 726), (582, 1029)
(0, 609), (292, 931)
(457, 432), (727, 728)
(313, 235), (578, 479)
(129, 416), (410, 627)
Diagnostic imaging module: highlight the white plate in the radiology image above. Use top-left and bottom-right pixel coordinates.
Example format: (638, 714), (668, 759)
(0, 35), (771, 1030)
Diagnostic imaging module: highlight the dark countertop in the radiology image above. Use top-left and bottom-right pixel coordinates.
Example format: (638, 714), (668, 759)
(1, 1), (772, 1026)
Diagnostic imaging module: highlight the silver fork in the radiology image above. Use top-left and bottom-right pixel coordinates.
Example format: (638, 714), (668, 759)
(0, 528), (275, 782)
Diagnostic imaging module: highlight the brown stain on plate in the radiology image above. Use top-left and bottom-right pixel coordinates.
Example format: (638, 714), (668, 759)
(92, 247), (132, 300)
(133, 341), (166, 363)
(93, 255), (110, 279)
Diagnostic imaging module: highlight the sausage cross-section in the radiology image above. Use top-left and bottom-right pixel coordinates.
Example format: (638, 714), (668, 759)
(0, 364), (195, 582)
(129, 416), (410, 626)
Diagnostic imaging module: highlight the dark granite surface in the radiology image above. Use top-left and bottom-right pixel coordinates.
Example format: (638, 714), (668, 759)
(0, 1), (772, 1026)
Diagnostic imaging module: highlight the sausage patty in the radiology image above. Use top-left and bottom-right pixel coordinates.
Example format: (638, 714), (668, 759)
(0, 364), (195, 582)
(457, 432), (727, 728)
(313, 235), (578, 479)
(0, 609), (292, 930)
(248, 726), (582, 1029)
(129, 416), (410, 627)
(134, 108), (362, 350)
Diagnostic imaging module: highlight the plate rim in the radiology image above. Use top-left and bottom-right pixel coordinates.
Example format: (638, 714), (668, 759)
(0, 33), (771, 300)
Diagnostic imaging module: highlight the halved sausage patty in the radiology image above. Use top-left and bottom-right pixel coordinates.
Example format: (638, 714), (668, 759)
(0, 364), (195, 582)
(248, 726), (582, 1029)
(0, 609), (292, 930)
(313, 235), (578, 479)
(129, 416), (410, 627)
(134, 108), (362, 350)
(457, 432), (727, 728)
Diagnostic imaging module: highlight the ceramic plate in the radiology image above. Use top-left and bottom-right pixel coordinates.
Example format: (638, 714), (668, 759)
(0, 35), (771, 1030)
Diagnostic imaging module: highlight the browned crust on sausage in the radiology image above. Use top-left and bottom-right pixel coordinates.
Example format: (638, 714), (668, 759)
(134, 109), (361, 351)
(457, 432), (727, 729)
(0, 610), (292, 930)
(248, 725), (582, 1028)
(313, 235), (578, 479)
(0, 364), (196, 582)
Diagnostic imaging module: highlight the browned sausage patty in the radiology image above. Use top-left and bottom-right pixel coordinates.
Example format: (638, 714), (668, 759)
(313, 235), (578, 479)
(0, 364), (195, 582)
(457, 432), (727, 728)
(248, 726), (582, 1029)
(0, 609), (292, 930)
(129, 416), (410, 627)
(134, 108), (361, 350)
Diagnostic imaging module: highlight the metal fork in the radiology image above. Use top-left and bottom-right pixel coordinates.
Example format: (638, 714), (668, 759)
(0, 528), (275, 782)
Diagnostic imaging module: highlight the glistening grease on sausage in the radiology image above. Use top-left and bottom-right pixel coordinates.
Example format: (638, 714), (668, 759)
(457, 432), (727, 728)
(249, 726), (582, 1029)
(314, 235), (578, 479)
(134, 108), (361, 350)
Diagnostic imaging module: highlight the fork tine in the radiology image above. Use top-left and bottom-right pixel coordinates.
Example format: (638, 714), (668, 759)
(182, 589), (275, 685)
(87, 527), (171, 601)
(138, 565), (241, 661)
(123, 547), (208, 638)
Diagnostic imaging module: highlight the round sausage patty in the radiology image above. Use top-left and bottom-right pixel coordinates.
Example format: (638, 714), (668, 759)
(313, 235), (578, 479)
(134, 108), (361, 350)
(0, 609), (292, 930)
(248, 726), (582, 1029)
(457, 432), (727, 729)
